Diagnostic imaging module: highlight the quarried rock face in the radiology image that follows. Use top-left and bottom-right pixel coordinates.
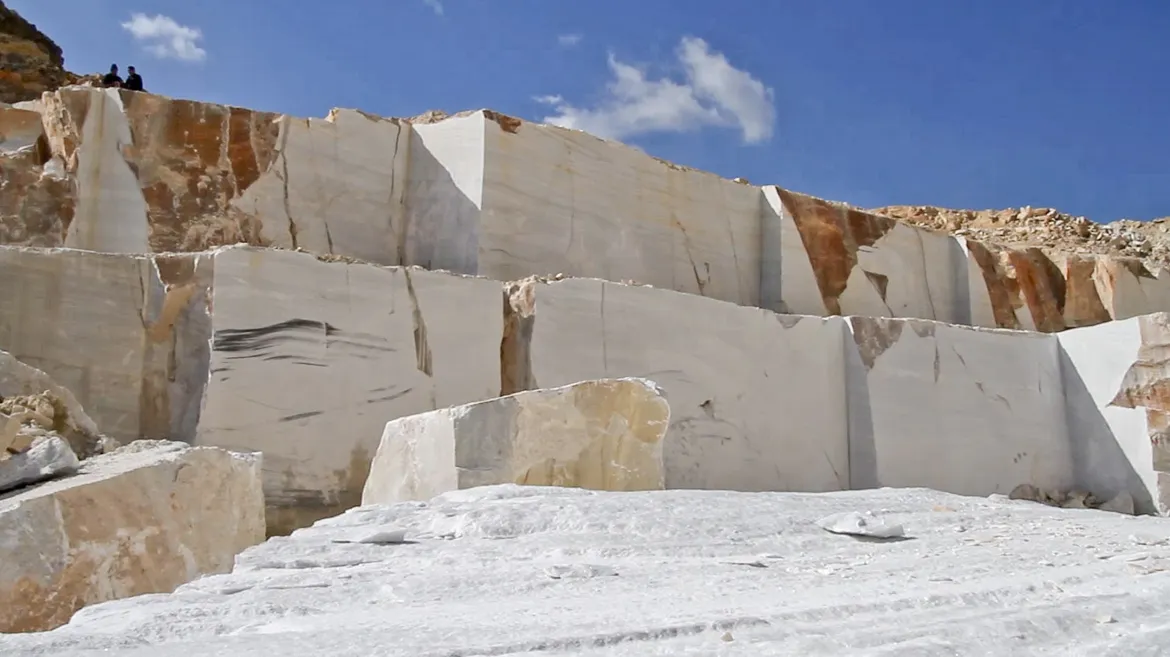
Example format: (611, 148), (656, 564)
(6, 89), (1170, 334)
(0, 105), (72, 247)
(765, 185), (1170, 334)
(32, 87), (411, 259)
(0, 440), (264, 633)
(1102, 314), (1170, 512)
(197, 247), (502, 534)
(845, 316), (1072, 495)
(0, 247), (204, 444)
(1056, 313), (1170, 515)
(362, 378), (670, 504)
(507, 276), (851, 493)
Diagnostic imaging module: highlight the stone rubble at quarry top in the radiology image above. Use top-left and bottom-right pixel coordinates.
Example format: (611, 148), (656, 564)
(871, 204), (1170, 267)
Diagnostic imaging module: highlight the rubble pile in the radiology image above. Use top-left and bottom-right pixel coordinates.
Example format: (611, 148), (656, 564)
(872, 204), (1170, 267)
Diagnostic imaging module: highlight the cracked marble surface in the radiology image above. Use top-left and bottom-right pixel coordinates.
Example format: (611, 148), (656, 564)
(197, 247), (502, 534)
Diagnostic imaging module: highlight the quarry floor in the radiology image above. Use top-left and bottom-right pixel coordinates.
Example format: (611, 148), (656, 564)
(4, 486), (1170, 656)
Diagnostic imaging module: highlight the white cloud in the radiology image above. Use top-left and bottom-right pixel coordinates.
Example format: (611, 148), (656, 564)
(120, 13), (206, 63)
(557, 33), (583, 47)
(424, 0), (444, 16)
(538, 36), (775, 144)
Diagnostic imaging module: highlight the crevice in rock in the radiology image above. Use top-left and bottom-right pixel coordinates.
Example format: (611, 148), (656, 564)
(276, 119), (298, 249)
(500, 278), (537, 396)
(402, 269), (432, 378)
(849, 316), (903, 370)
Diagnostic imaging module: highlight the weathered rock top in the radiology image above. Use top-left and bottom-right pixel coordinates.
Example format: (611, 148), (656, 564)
(872, 204), (1170, 268)
(0, 1), (85, 104)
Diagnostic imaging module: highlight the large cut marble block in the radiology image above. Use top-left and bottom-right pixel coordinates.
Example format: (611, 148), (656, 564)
(476, 115), (764, 306)
(505, 277), (849, 492)
(362, 378), (669, 504)
(0, 440), (264, 633)
(846, 316), (1072, 495)
(403, 111), (764, 306)
(196, 247), (502, 534)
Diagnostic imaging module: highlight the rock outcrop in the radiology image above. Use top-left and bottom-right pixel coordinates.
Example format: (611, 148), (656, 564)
(362, 378), (670, 504)
(0, 440), (265, 633)
(873, 204), (1170, 267)
(0, 2), (78, 104)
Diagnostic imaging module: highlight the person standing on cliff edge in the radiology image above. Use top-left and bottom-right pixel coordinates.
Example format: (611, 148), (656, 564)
(124, 66), (144, 92)
(101, 64), (123, 88)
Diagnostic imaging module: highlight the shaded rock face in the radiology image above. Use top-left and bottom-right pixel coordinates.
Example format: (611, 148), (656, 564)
(1107, 313), (1170, 511)
(0, 1), (77, 104)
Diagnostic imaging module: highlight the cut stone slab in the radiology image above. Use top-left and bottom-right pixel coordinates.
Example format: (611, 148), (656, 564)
(0, 440), (265, 633)
(362, 378), (669, 504)
(0, 437), (78, 493)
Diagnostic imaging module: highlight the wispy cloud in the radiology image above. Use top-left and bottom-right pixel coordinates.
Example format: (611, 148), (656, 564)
(120, 13), (206, 62)
(424, 0), (444, 16)
(537, 37), (775, 144)
(557, 33), (583, 48)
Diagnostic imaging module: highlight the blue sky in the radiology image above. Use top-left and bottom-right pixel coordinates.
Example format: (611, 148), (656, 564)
(12, 0), (1170, 221)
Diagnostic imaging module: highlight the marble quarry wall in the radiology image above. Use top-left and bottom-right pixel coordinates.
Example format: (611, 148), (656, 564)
(1, 244), (1166, 530)
(4, 88), (1170, 333)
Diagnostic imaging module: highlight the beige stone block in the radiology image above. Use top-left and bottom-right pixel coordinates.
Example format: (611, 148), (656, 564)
(0, 440), (264, 633)
(362, 378), (669, 504)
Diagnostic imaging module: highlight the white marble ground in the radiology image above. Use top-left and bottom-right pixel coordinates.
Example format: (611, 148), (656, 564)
(4, 485), (1170, 656)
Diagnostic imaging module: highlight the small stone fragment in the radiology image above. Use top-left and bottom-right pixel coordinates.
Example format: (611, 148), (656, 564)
(0, 436), (78, 493)
(816, 511), (905, 539)
(1009, 483), (1042, 502)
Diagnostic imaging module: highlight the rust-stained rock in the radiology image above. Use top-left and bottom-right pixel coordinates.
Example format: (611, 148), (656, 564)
(30, 87), (412, 261)
(1005, 247), (1066, 333)
(0, 440), (264, 633)
(776, 188), (896, 315)
(1061, 254), (1114, 328)
(0, 1), (81, 104)
(964, 239), (1023, 330)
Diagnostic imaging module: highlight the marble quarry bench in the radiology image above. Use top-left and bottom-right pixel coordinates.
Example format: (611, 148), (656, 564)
(0, 244), (1166, 533)
(3, 88), (1169, 334)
